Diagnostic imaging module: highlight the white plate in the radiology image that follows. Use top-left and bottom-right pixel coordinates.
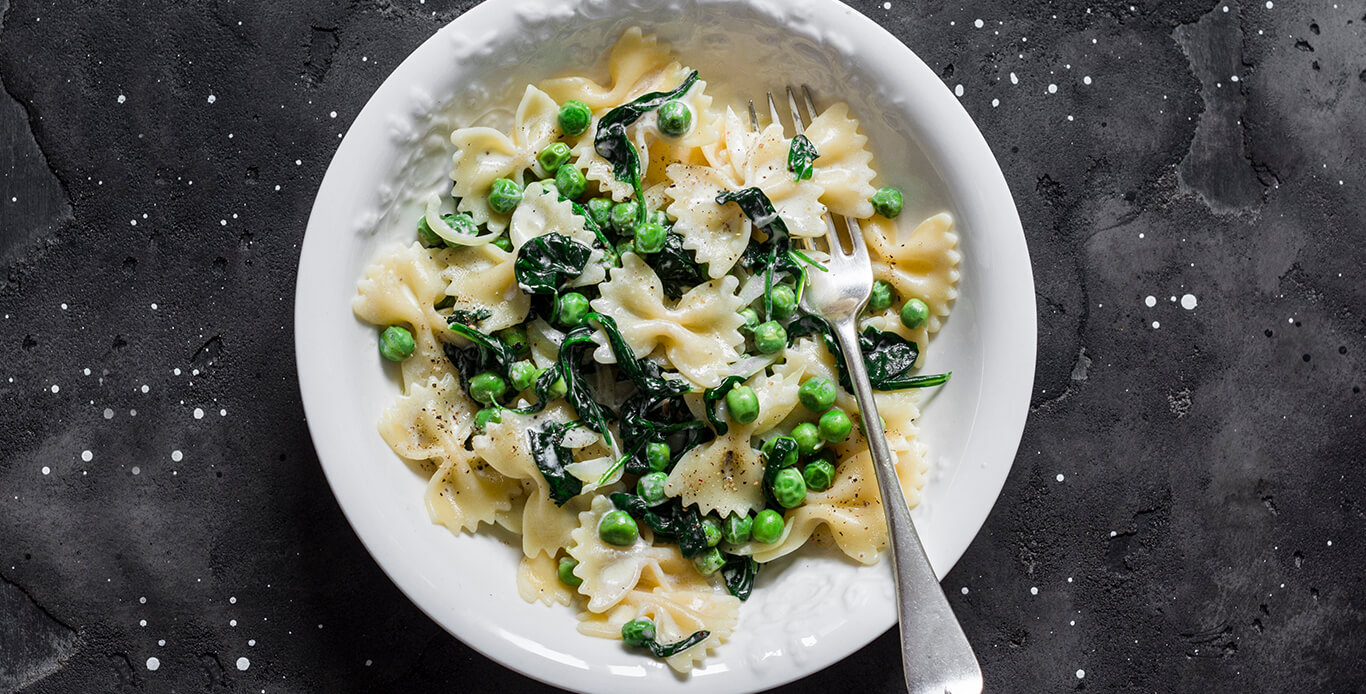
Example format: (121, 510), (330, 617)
(294, 1), (1034, 692)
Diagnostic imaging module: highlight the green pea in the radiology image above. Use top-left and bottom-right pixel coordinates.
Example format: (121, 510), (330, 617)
(648, 210), (670, 227)
(751, 509), (785, 544)
(771, 284), (797, 320)
(725, 385), (759, 425)
(497, 325), (529, 356)
(818, 409), (853, 443)
(637, 471), (669, 506)
(378, 325), (415, 362)
(609, 200), (639, 234)
(599, 510), (639, 546)
(474, 406), (502, 431)
(558, 100), (592, 137)
(645, 442), (671, 472)
(508, 360), (538, 392)
(771, 467), (808, 508)
(791, 422), (823, 456)
(722, 513), (752, 544)
(491, 234), (513, 252)
(738, 308), (759, 331)
(753, 320), (787, 355)
(692, 547), (725, 575)
(620, 617), (655, 647)
(656, 99), (693, 137)
(803, 458), (836, 492)
(557, 556), (583, 587)
(798, 377), (837, 412)
(900, 298), (930, 329)
(634, 221), (667, 254)
(760, 436), (799, 468)
(469, 371), (508, 405)
(554, 292), (590, 328)
(700, 517), (723, 547)
(555, 164), (587, 201)
(868, 280), (896, 313)
(871, 186), (903, 218)
(416, 215), (444, 247)
(537, 142), (572, 173)
(587, 198), (614, 228)
(488, 178), (523, 214)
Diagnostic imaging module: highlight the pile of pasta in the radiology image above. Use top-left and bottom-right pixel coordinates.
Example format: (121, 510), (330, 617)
(352, 29), (961, 672)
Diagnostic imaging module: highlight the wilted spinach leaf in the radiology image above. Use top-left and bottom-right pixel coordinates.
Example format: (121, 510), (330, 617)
(589, 313), (693, 398)
(619, 393), (709, 475)
(608, 494), (709, 558)
(444, 322), (519, 394)
(719, 187), (820, 320)
(645, 630), (711, 658)
(648, 231), (706, 299)
(527, 421), (584, 505)
(445, 307), (492, 325)
(514, 233), (593, 295)
(595, 71), (700, 182)
(554, 326), (616, 436)
(720, 554), (759, 601)
(787, 133), (819, 181)
(786, 317), (951, 391)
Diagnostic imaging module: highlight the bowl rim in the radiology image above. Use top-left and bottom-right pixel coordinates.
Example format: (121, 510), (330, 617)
(294, 0), (1035, 691)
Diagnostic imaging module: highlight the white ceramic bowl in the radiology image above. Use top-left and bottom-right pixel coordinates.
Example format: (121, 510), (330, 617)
(294, 1), (1034, 691)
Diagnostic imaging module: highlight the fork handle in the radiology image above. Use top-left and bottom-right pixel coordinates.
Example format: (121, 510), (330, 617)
(830, 319), (984, 694)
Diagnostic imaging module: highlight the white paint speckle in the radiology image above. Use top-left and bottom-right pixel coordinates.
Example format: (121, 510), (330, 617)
(1265, 0), (1273, 7)
(117, 94), (127, 104)
(104, 408), (114, 419)
(991, 98), (1000, 108)
(230, 619), (237, 627)
(139, 596), (146, 604)
(140, 384), (150, 394)
(974, 18), (984, 28)
(146, 657), (160, 671)
(219, 408), (227, 417)
(1077, 669), (1086, 679)
(1056, 473), (1065, 482)
(81, 450), (93, 462)
(1110, 530), (1117, 537)
(172, 450), (183, 462)
(230, 596), (237, 604)
(1144, 295), (1156, 307)
(1181, 294), (1198, 310)
(1083, 75), (1092, 85)
(248, 639), (256, 646)
(1152, 321), (1161, 329)
(131, 466), (140, 475)
(954, 84), (964, 97)
(50, 384), (60, 394)
(1009, 72), (1019, 85)
(41, 466), (50, 475)
(207, 94), (217, 104)
(295, 159), (302, 166)
(1047, 83), (1058, 94)
(139, 619), (146, 627)
(236, 657), (250, 671)
(193, 407), (205, 420)
(882, 1), (890, 8)
(1030, 586), (1039, 595)
(158, 639), (165, 646)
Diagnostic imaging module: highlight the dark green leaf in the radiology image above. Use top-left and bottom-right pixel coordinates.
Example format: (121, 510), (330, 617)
(648, 231), (706, 299)
(444, 322), (519, 393)
(619, 393), (709, 475)
(786, 317), (950, 391)
(645, 630), (711, 658)
(720, 554), (759, 601)
(702, 375), (746, 436)
(590, 313), (692, 398)
(445, 307), (492, 325)
(555, 327), (616, 436)
(787, 133), (819, 181)
(760, 436), (800, 507)
(527, 422), (584, 505)
(514, 233), (593, 295)
(608, 494), (709, 558)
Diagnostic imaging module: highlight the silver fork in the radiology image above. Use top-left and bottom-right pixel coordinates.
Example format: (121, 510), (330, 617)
(757, 87), (984, 694)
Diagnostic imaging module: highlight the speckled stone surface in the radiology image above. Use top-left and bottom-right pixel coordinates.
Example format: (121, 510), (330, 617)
(1, 0), (1363, 692)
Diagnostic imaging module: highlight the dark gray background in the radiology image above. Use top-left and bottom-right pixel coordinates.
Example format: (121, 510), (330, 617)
(1, 0), (1363, 692)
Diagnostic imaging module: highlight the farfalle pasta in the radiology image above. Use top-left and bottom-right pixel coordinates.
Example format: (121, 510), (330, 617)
(352, 29), (961, 673)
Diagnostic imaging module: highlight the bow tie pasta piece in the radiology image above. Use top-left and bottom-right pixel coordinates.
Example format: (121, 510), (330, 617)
(666, 109), (827, 278)
(353, 242), (455, 384)
(517, 552), (577, 607)
(473, 405), (598, 560)
(436, 243), (529, 333)
(449, 85), (560, 232)
(589, 254), (746, 388)
(540, 27), (690, 111)
(802, 102), (878, 219)
(378, 372), (521, 534)
(665, 368), (802, 517)
(578, 580), (740, 674)
(861, 214), (961, 362)
(509, 182), (608, 286)
(568, 496), (681, 613)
